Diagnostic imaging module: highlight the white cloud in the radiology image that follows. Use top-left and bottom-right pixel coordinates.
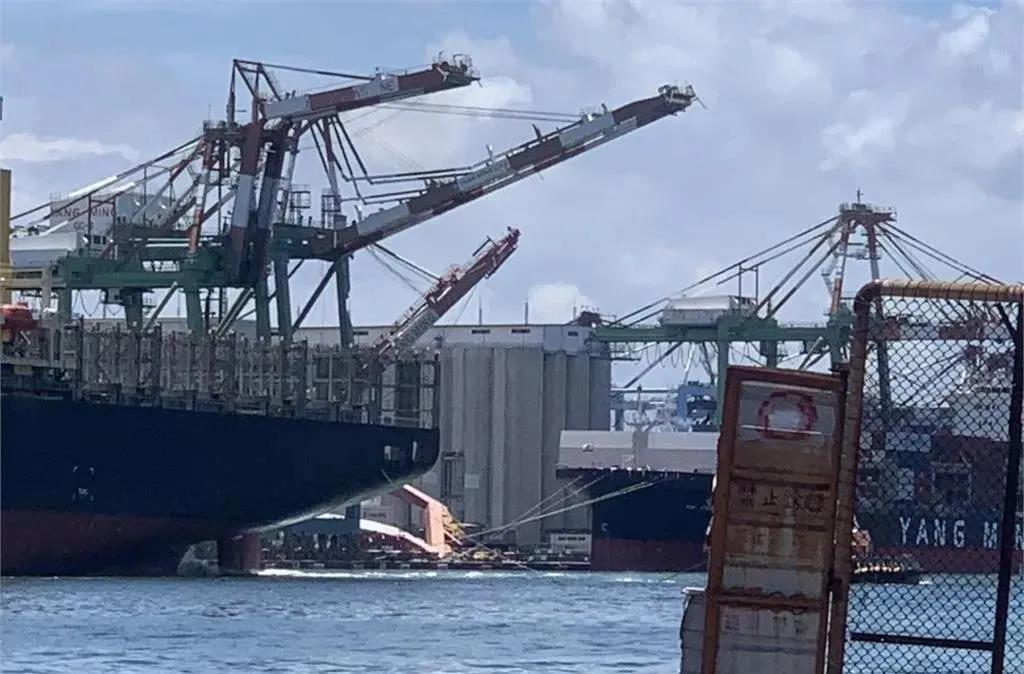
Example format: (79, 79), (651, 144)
(939, 8), (992, 57)
(758, 42), (829, 97)
(527, 283), (594, 323)
(616, 245), (693, 290)
(0, 132), (140, 163)
(940, 104), (1023, 169)
(819, 115), (901, 171)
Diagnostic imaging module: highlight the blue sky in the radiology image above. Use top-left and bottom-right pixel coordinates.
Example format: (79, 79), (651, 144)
(1, 0), (1021, 384)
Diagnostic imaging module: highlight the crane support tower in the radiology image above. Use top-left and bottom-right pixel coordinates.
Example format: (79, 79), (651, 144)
(594, 197), (999, 424)
(6, 54), (699, 349)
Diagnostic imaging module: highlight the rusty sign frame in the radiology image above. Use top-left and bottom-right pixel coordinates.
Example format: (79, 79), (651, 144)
(702, 365), (846, 674)
(827, 279), (1024, 674)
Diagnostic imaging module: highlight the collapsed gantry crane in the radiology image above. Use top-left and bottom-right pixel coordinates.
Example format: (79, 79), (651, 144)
(8, 53), (698, 346)
(372, 227), (520, 365)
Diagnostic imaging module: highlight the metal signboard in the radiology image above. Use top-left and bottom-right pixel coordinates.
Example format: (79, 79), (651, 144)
(702, 366), (844, 674)
(49, 196), (115, 234)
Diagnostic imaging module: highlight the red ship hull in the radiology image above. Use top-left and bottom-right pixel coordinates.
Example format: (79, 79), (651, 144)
(0, 510), (231, 575)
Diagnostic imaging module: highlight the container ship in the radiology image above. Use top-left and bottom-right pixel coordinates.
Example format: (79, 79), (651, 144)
(557, 428), (716, 572)
(1, 318), (441, 575)
(561, 346), (1021, 574)
(853, 346), (1023, 573)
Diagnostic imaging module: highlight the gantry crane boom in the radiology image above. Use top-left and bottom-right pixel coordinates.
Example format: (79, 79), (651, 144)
(7, 54), (700, 341)
(372, 227), (520, 363)
(261, 57), (478, 122)
(326, 85), (697, 258)
(226, 56), (480, 282)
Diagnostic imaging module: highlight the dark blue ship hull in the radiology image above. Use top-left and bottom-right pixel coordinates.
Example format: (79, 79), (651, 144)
(0, 391), (440, 575)
(582, 471), (1020, 573)
(585, 472), (713, 572)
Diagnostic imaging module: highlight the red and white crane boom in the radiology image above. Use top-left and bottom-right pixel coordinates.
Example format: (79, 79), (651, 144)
(372, 227), (520, 363)
(227, 56), (480, 281)
(263, 56), (477, 122)
(330, 85), (697, 257)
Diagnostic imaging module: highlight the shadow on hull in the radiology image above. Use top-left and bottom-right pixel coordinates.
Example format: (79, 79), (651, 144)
(1, 393), (440, 576)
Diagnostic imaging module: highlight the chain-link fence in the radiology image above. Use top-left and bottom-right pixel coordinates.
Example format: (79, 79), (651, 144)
(836, 281), (1023, 674)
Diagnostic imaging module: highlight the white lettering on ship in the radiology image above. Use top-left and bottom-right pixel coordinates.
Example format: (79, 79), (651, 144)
(916, 520), (929, 545)
(953, 520), (966, 548)
(894, 516), (1021, 550)
(985, 522), (999, 549)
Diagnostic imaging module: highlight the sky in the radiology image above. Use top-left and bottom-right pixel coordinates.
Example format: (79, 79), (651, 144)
(1, 0), (1022, 386)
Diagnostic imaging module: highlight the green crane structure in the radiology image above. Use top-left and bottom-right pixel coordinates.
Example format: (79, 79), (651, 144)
(6, 56), (699, 345)
(591, 197), (999, 423)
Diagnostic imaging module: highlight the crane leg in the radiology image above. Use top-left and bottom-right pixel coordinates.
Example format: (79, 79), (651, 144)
(123, 290), (144, 333)
(185, 287), (203, 333)
(274, 256), (292, 344)
(58, 288), (72, 323)
(334, 256), (353, 348)
(254, 277), (271, 341)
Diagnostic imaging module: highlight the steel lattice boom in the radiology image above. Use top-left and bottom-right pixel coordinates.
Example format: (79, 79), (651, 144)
(5, 54), (699, 346)
(372, 227), (520, 364)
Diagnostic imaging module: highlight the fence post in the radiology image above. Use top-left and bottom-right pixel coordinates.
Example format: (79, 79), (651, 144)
(825, 284), (876, 673)
(991, 300), (1023, 674)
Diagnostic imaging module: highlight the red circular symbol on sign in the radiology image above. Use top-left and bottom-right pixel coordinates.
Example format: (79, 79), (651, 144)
(755, 391), (817, 439)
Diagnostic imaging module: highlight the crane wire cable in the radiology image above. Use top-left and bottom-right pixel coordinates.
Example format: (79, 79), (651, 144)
(878, 229), (935, 280)
(464, 477), (664, 541)
(471, 475), (590, 541)
(884, 223), (999, 283)
(13, 136), (203, 222)
(379, 100), (578, 120)
(358, 133), (426, 174)
(369, 243), (439, 282)
(764, 221), (849, 320)
(367, 247), (427, 295)
(377, 102), (577, 124)
(881, 231), (987, 329)
(873, 238), (916, 279)
(614, 215), (839, 327)
(878, 226), (938, 280)
(247, 60), (375, 82)
(710, 226), (835, 292)
(624, 222), (840, 327)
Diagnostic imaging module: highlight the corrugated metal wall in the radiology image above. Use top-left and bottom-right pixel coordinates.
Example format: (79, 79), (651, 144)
(388, 344), (610, 546)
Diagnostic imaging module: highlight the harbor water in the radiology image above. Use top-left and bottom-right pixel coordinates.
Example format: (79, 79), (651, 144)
(2, 571), (1020, 673)
(1, 571), (701, 673)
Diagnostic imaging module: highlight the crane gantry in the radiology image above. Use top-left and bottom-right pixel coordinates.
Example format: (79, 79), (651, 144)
(7, 54), (698, 349)
(594, 197), (1001, 423)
